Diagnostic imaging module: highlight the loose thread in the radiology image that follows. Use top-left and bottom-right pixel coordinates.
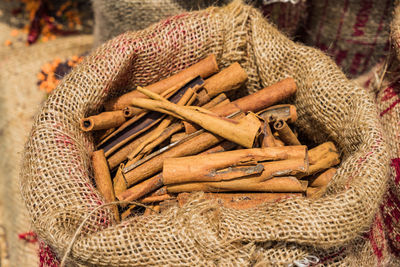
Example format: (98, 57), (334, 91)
(60, 200), (152, 267)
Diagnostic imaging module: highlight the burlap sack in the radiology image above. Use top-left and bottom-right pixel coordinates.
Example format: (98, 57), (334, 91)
(92, 0), (307, 45)
(372, 3), (400, 265)
(0, 35), (92, 267)
(303, 0), (394, 78)
(20, 1), (389, 266)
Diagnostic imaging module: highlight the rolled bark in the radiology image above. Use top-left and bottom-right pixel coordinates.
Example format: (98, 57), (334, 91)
(141, 194), (174, 203)
(211, 77), (297, 117)
(177, 192), (303, 210)
(126, 86), (196, 161)
(163, 146), (307, 184)
(298, 142), (340, 178)
(81, 110), (126, 132)
(170, 132), (188, 143)
(306, 186), (327, 199)
(143, 205), (160, 216)
(106, 123), (183, 170)
(198, 141), (237, 155)
(258, 104), (297, 123)
(261, 121), (276, 147)
(120, 205), (137, 220)
(113, 131), (225, 193)
(130, 96), (261, 148)
(91, 150), (119, 222)
(123, 106), (138, 118)
(116, 173), (164, 202)
(202, 62), (247, 98)
(309, 168), (337, 187)
(273, 119), (301, 146)
(167, 176), (308, 193)
(104, 54), (218, 111)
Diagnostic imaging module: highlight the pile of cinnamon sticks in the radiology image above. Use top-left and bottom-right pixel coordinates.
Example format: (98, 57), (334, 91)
(83, 54), (340, 221)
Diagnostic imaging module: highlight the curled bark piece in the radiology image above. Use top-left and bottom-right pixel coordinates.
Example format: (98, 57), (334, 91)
(120, 205), (137, 220)
(261, 121), (276, 147)
(167, 176), (308, 193)
(114, 131), (225, 193)
(306, 186), (327, 199)
(104, 54), (218, 111)
(258, 104), (297, 123)
(202, 62), (248, 98)
(163, 146), (307, 184)
(298, 142), (340, 178)
(117, 173), (164, 202)
(170, 133), (188, 143)
(91, 150), (119, 223)
(211, 77), (297, 117)
(141, 194), (174, 203)
(177, 192), (303, 210)
(309, 168), (337, 187)
(131, 95), (261, 148)
(198, 141), (237, 155)
(123, 106), (138, 118)
(106, 123), (183, 170)
(273, 119), (301, 146)
(81, 110), (126, 132)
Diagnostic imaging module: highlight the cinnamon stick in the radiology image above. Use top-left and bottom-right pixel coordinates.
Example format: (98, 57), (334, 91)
(198, 141), (237, 155)
(167, 176), (308, 193)
(91, 150), (119, 223)
(81, 110), (126, 132)
(120, 205), (137, 220)
(273, 119), (301, 146)
(163, 146), (307, 184)
(130, 96), (261, 148)
(211, 77), (297, 117)
(113, 131), (225, 193)
(107, 123), (182, 170)
(177, 192), (303, 210)
(170, 132), (187, 143)
(141, 194), (174, 203)
(104, 54), (218, 111)
(306, 186), (327, 199)
(309, 168), (337, 187)
(261, 121), (276, 147)
(200, 62), (248, 101)
(258, 104), (297, 123)
(298, 142), (340, 177)
(117, 173), (164, 202)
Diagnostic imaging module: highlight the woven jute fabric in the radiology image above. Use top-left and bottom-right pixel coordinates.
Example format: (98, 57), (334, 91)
(92, 0), (307, 46)
(303, 0), (394, 78)
(20, 1), (389, 265)
(0, 35), (93, 267)
(373, 2), (400, 264)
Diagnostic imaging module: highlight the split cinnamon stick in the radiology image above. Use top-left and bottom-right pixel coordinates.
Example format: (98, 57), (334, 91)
(113, 131), (225, 193)
(211, 77), (297, 117)
(104, 54), (218, 111)
(298, 142), (340, 177)
(198, 141), (237, 155)
(199, 62), (248, 102)
(170, 132), (187, 143)
(130, 96), (261, 148)
(91, 150), (119, 223)
(309, 168), (337, 187)
(167, 176), (308, 193)
(117, 173), (164, 202)
(163, 146), (307, 184)
(273, 119), (301, 146)
(81, 110), (126, 132)
(258, 104), (297, 123)
(141, 194), (174, 203)
(107, 123), (183, 170)
(261, 121), (276, 147)
(177, 192), (303, 210)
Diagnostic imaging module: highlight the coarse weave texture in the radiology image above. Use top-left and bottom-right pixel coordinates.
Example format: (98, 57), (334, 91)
(92, 0), (307, 46)
(20, 1), (389, 266)
(0, 35), (93, 267)
(375, 2), (400, 264)
(303, 0), (394, 78)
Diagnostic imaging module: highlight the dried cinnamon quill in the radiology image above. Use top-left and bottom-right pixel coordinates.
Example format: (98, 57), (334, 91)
(104, 54), (219, 111)
(163, 146), (307, 184)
